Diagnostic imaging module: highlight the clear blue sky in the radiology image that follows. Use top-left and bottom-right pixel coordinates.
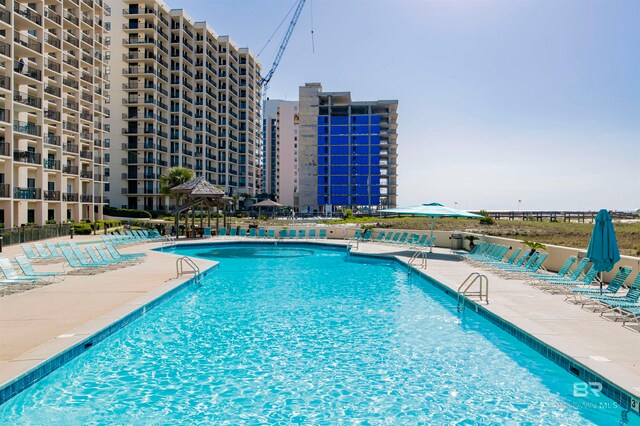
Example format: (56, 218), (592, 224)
(167, 0), (639, 211)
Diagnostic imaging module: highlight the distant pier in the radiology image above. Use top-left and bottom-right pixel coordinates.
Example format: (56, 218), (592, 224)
(472, 210), (636, 222)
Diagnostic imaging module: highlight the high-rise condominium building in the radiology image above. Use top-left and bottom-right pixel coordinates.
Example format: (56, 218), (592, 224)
(298, 83), (398, 215)
(105, 0), (262, 211)
(263, 99), (298, 206)
(0, 0), (108, 227)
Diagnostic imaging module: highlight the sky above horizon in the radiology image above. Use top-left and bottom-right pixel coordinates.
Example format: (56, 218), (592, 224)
(166, 0), (639, 211)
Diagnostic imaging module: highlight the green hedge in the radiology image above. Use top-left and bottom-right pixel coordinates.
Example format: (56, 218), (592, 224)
(72, 223), (93, 235)
(103, 206), (152, 219)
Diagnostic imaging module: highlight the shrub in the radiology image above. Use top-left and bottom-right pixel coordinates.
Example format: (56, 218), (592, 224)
(343, 208), (354, 219)
(72, 223), (92, 235)
(103, 206), (152, 219)
(478, 210), (495, 225)
(45, 219), (57, 225)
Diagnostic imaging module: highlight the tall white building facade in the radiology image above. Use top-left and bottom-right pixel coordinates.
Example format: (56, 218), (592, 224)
(263, 99), (298, 207)
(105, 0), (262, 211)
(0, 0), (109, 227)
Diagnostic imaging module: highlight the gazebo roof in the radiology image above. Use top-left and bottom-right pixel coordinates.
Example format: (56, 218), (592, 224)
(171, 176), (225, 197)
(253, 199), (283, 207)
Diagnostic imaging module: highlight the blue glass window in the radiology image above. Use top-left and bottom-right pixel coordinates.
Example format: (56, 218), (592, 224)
(318, 196), (327, 205)
(370, 156), (380, 165)
(330, 136), (348, 145)
(318, 116), (329, 124)
(352, 115), (369, 124)
(356, 196), (369, 204)
(371, 196), (380, 205)
(318, 186), (328, 195)
(370, 176), (380, 185)
(330, 145), (349, 155)
(330, 116), (348, 125)
(355, 146), (368, 155)
(317, 176), (328, 184)
(319, 166), (328, 175)
(355, 186), (369, 195)
(318, 156), (328, 165)
(370, 166), (380, 174)
(370, 135), (380, 145)
(370, 115), (380, 124)
(370, 186), (380, 195)
(331, 156), (348, 165)
(351, 126), (369, 134)
(355, 176), (368, 184)
(331, 196), (349, 205)
(370, 145), (380, 155)
(318, 126), (328, 135)
(353, 156), (369, 165)
(332, 176), (348, 184)
(317, 146), (328, 155)
(331, 186), (348, 195)
(370, 125), (381, 134)
(331, 126), (348, 135)
(353, 136), (369, 145)
(355, 166), (369, 174)
(331, 166), (349, 175)
(318, 136), (329, 145)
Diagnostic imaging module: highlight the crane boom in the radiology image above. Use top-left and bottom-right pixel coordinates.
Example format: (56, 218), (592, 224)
(260, 0), (306, 86)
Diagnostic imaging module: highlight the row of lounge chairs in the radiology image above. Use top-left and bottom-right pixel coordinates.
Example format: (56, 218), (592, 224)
(0, 241), (147, 295)
(353, 230), (436, 249)
(101, 229), (171, 246)
(216, 227), (328, 239)
(460, 242), (640, 329)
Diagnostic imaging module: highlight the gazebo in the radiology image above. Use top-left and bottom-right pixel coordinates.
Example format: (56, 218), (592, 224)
(253, 199), (283, 219)
(170, 177), (228, 238)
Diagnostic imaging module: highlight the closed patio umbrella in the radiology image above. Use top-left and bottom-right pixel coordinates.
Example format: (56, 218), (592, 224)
(586, 209), (621, 294)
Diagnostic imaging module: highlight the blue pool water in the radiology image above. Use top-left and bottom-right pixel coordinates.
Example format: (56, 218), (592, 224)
(1, 244), (636, 424)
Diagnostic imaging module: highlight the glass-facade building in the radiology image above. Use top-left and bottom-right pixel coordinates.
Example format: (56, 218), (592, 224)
(316, 114), (382, 206)
(298, 83), (398, 214)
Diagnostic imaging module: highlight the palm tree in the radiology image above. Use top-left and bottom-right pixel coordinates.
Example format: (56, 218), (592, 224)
(160, 168), (194, 236)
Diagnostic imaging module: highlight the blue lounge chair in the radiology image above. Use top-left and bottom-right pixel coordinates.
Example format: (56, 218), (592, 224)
(203, 227), (212, 237)
(288, 229), (297, 239)
(21, 244), (57, 262)
(543, 265), (599, 294)
(567, 266), (633, 304)
(318, 229), (327, 239)
(532, 258), (591, 288)
(248, 228), (257, 237)
(308, 229), (317, 239)
(15, 256), (64, 279)
(279, 229), (288, 239)
(267, 229), (276, 239)
(383, 232), (395, 242)
(228, 228), (237, 237)
(0, 257), (47, 283)
(239, 228), (247, 237)
(218, 227), (227, 237)
(527, 256), (577, 281)
(298, 229), (306, 239)
(587, 272), (640, 309)
(104, 244), (145, 262)
(257, 228), (266, 238)
(375, 231), (386, 242)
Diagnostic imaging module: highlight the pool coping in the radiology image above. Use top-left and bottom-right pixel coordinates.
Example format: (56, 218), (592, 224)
(345, 248), (640, 417)
(1, 239), (638, 418)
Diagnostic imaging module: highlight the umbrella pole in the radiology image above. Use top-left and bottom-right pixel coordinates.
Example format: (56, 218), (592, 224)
(430, 217), (435, 252)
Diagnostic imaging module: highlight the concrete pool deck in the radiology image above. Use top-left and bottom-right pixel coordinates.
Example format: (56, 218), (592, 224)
(0, 236), (639, 410)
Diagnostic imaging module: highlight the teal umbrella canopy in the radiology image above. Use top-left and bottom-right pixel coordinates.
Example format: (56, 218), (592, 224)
(382, 203), (482, 218)
(586, 209), (620, 273)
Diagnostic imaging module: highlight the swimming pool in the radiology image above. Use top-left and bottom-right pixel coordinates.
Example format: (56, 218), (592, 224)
(0, 244), (636, 424)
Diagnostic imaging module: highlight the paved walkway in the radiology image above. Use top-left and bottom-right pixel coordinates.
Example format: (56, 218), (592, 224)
(0, 236), (638, 404)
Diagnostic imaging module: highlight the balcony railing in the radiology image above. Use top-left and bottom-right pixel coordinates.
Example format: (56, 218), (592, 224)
(46, 134), (61, 146)
(14, 187), (41, 200)
(0, 184), (9, 198)
(80, 150), (93, 159)
(44, 190), (61, 201)
(14, 150), (41, 164)
(13, 121), (41, 136)
(0, 109), (9, 123)
(63, 192), (78, 202)
(64, 143), (79, 153)
(43, 159), (61, 170)
(80, 194), (93, 202)
(15, 3), (42, 25)
(80, 170), (93, 178)
(14, 91), (42, 108)
(63, 165), (79, 174)
(14, 64), (42, 81)
(14, 33), (42, 53)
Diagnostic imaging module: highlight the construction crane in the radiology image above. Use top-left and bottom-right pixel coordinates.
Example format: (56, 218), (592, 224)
(259, 0), (307, 96)
(258, 0), (308, 194)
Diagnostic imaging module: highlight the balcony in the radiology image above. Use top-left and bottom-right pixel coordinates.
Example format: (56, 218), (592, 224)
(0, 109), (9, 123)
(14, 150), (41, 165)
(14, 64), (41, 81)
(13, 121), (41, 137)
(64, 143), (79, 153)
(80, 194), (93, 202)
(44, 190), (61, 201)
(0, 184), (10, 198)
(46, 134), (61, 146)
(14, 91), (42, 109)
(14, 33), (42, 54)
(80, 170), (93, 179)
(14, 187), (41, 200)
(80, 150), (93, 160)
(63, 165), (79, 174)
(63, 192), (78, 202)
(43, 158), (61, 170)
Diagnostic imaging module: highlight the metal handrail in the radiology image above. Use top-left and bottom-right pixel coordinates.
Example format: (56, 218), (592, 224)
(457, 272), (489, 312)
(176, 256), (201, 283)
(408, 250), (428, 269)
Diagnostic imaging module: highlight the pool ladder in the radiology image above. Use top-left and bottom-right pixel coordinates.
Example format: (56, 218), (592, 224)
(457, 272), (489, 312)
(176, 256), (202, 284)
(408, 249), (428, 269)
